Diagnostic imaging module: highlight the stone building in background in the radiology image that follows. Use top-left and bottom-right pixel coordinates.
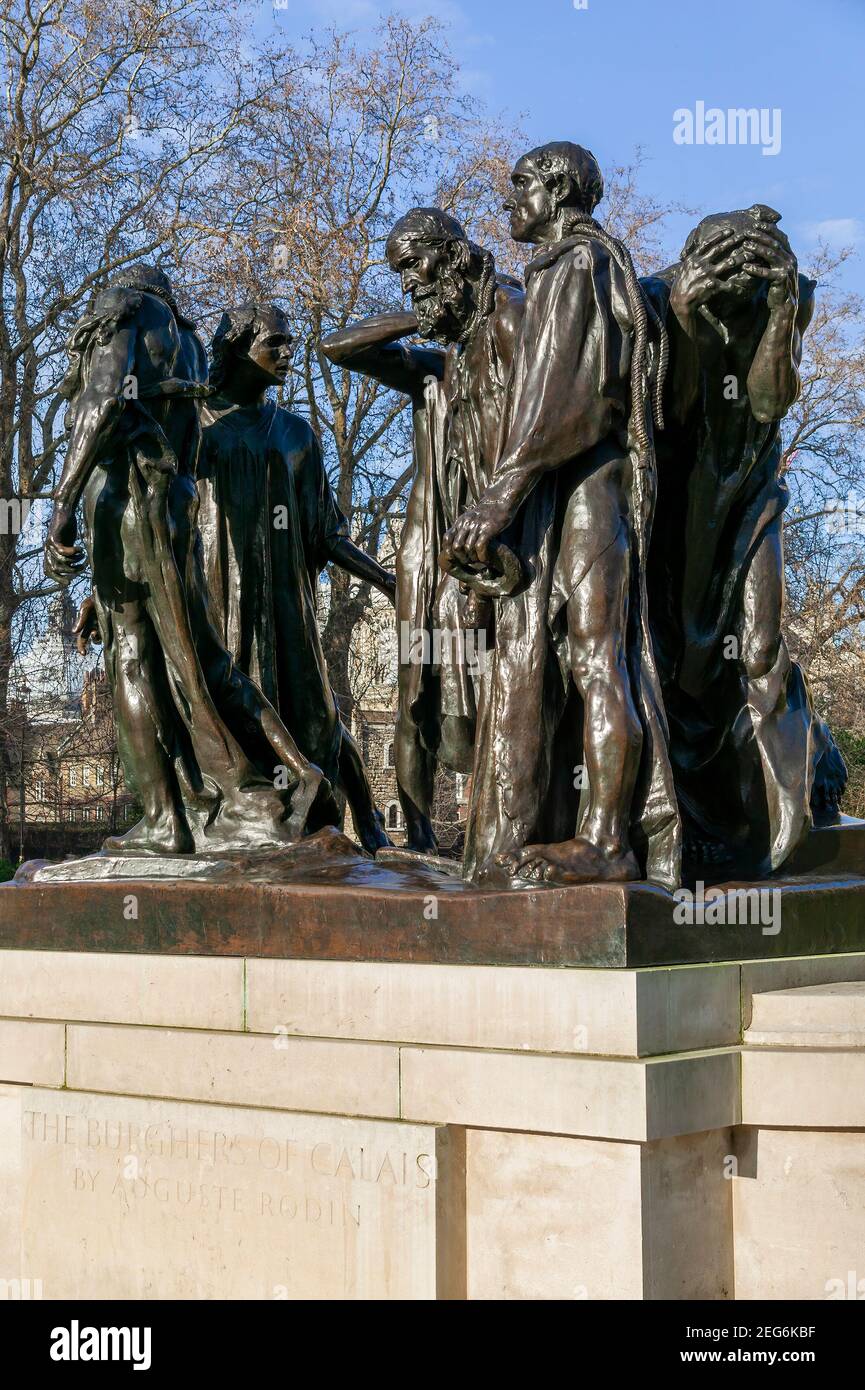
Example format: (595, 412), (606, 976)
(6, 565), (469, 864)
(345, 588), (469, 850)
(5, 598), (138, 864)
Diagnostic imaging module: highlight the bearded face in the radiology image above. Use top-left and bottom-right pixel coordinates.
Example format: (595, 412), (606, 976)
(414, 260), (472, 341)
(388, 235), (473, 343)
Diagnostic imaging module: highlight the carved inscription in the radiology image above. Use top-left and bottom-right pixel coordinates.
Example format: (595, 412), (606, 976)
(23, 1108), (435, 1229)
(9, 1092), (444, 1298)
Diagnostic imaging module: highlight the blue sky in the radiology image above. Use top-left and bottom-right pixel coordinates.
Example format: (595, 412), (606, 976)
(265, 0), (864, 292)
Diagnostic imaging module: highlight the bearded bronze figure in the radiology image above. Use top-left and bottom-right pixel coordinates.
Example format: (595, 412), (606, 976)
(443, 143), (680, 888)
(321, 208), (524, 856)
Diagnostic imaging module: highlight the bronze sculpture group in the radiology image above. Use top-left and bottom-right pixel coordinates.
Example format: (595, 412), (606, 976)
(44, 141), (846, 891)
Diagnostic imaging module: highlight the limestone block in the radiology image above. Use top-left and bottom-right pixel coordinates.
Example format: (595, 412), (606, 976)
(0, 1084), (465, 1300)
(67, 1024), (399, 1119)
(400, 1044), (739, 1140)
(247, 958), (740, 1057)
(742, 1049), (865, 1128)
(733, 1127), (865, 1300)
(745, 981), (865, 1048)
(466, 1127), (733, 1300)
(0, 1019), (64, 1087)
(0, 949), (243, 1030)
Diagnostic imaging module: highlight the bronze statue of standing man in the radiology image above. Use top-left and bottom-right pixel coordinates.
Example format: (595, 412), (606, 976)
(321, 209), (524, 854)
(198, 301), (395, 853)
(444, 143), (681, 888)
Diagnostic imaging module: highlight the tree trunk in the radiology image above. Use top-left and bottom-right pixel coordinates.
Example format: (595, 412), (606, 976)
(321, 566), (369, 721)
(0, 542), (17, 862)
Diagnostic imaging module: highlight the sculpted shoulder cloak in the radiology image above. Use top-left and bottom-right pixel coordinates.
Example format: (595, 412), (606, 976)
(463, 238), (681, 890)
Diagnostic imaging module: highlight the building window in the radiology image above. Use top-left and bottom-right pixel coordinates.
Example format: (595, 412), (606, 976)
(82, 766), (90, 787)
(384, 741), (395, 769)
(96, 766), (105, 787)
(67, 768), (77, 788)
(96, 806), (105, 821)
(81, 808), (91, 822)
(386, 801), (401, 830)
(34, 780), (45, 802)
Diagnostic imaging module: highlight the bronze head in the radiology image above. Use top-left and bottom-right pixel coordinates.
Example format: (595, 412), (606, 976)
(505, 142), (604, 244)
(209, 303), (293, 394)
(385, 207), (493, 343)
(683, 204), (792, 309)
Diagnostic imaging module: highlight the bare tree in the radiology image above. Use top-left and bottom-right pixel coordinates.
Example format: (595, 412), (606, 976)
(186, 18), (689, 716)
(0, 0), (269, 856)
(181, 16), (519, 714)
(780, 246), (865, 724)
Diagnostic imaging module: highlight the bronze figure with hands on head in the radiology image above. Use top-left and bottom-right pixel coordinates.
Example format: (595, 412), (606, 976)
(643, 204), (845, 877)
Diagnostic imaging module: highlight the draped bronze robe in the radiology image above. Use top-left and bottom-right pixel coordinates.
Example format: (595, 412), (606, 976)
(197, 400), (347, 788)
(643, 271), (821, 876)
(464, 237), (681, 890)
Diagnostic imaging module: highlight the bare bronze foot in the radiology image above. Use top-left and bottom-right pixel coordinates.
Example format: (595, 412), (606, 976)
(497, 837), (640, 885)
(103, 814), (194, 856)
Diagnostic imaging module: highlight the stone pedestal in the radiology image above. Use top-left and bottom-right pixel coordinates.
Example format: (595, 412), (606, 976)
(6, 818), (865, 967)
(0, 1089), (465, 1300)
(1, 943), (865, 1298)
(735, 980), (865, 1300)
